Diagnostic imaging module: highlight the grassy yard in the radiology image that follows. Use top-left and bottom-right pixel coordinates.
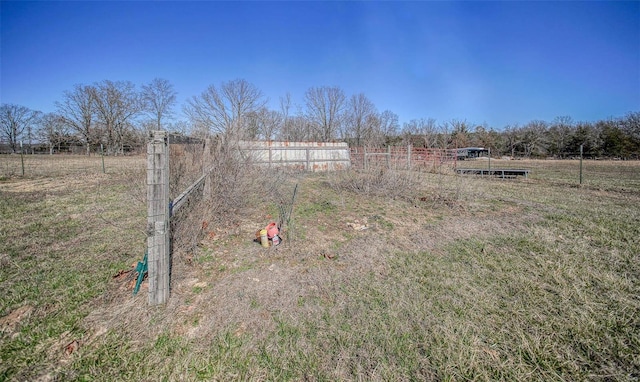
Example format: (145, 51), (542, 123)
(1, 156), (638, 381)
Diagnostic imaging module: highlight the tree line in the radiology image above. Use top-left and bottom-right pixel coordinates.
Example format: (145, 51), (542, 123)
(1, 78), (638, 158)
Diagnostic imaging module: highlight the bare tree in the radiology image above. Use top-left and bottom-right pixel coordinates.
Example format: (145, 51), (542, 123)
(39, 113), (69, 154)
(56, 84), (97, 155)
(304, 86), (346, 142)
(244, 112), (259, 140)
(548, 116), (574, 157)
(184, 79), (266, 139)
(473, 123), (498, 152)
(279, 92), (292, 140)
(502, 124), (520, 157)
(251, 107), (282, 140)
(401, 121), (418, 145)
(437, 121), (452, 149)
(378, 110), (400, 139)
(344, 93), (377, 146)
(142, 78), (177, 131)
(450, 119), (471, 148)
(402, 118), (438, 148)
(0, 104), (40, 153)
(92, 80), (142, 155)
(520, 120), (548, 157)
(284, 114), (314, 142)
(620, 111), (640, 142)
(24, 116), (41, 154)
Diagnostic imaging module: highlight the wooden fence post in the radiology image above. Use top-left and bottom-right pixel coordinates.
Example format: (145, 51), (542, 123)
(364, 146), (368, 170)
(20, 141), (25, 176)
(387, 145), (391, 169)
(203, 138), (211, 200)
(147, 130), (170, 305)
(579, 144), (583, 185)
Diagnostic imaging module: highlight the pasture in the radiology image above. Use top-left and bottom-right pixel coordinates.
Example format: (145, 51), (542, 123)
(1, 155), (638, 381)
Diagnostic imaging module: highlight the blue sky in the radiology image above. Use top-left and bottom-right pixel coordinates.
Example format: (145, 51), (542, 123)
(1, 1), (639, 129)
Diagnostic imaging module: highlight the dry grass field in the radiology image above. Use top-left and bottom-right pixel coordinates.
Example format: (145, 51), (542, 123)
(1, 154), (638, 381)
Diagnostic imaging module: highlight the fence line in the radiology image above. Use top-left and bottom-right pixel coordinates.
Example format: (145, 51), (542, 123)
(350, 145), (458, 170)
(0, 152), (145, 178)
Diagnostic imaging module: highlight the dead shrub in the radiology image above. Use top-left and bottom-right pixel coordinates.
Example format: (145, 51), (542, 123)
(328, 164), (421, 201)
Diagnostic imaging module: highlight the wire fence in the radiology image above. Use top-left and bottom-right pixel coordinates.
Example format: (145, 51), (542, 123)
(0, 152), (145, 178)
(5, 145), (635, 191)
(350, 145), (458, 172)
(166, 135), (212, 257)
(452, 155), (640, 189)
(347, 146), (640, 192)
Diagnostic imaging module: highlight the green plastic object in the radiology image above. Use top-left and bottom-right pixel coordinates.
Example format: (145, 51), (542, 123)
(133, 251), (148, 296)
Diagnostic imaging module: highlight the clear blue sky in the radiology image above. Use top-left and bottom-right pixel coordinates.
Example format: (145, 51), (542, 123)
(1, 1), (639, 129)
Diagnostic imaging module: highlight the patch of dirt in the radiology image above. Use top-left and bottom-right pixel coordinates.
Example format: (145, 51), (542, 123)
(0, 305), (33, 335)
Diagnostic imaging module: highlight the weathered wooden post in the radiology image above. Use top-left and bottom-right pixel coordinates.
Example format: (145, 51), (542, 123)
(407, 144), (412, 170)
(20, 141), (25, 176)
(203, 138), (212, 200)
(100, 144), (106, 174)
(364, 146), (368, 171)
(579, 144), (583, 185)
(147, 131), (170, 305)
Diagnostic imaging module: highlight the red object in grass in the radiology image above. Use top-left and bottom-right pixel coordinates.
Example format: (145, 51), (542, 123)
(266, 222), (279, 239)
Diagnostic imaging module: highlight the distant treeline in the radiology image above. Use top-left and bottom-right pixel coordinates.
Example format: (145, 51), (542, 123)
(394, 114), (640, 159)
(1, 78), (638, 158)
